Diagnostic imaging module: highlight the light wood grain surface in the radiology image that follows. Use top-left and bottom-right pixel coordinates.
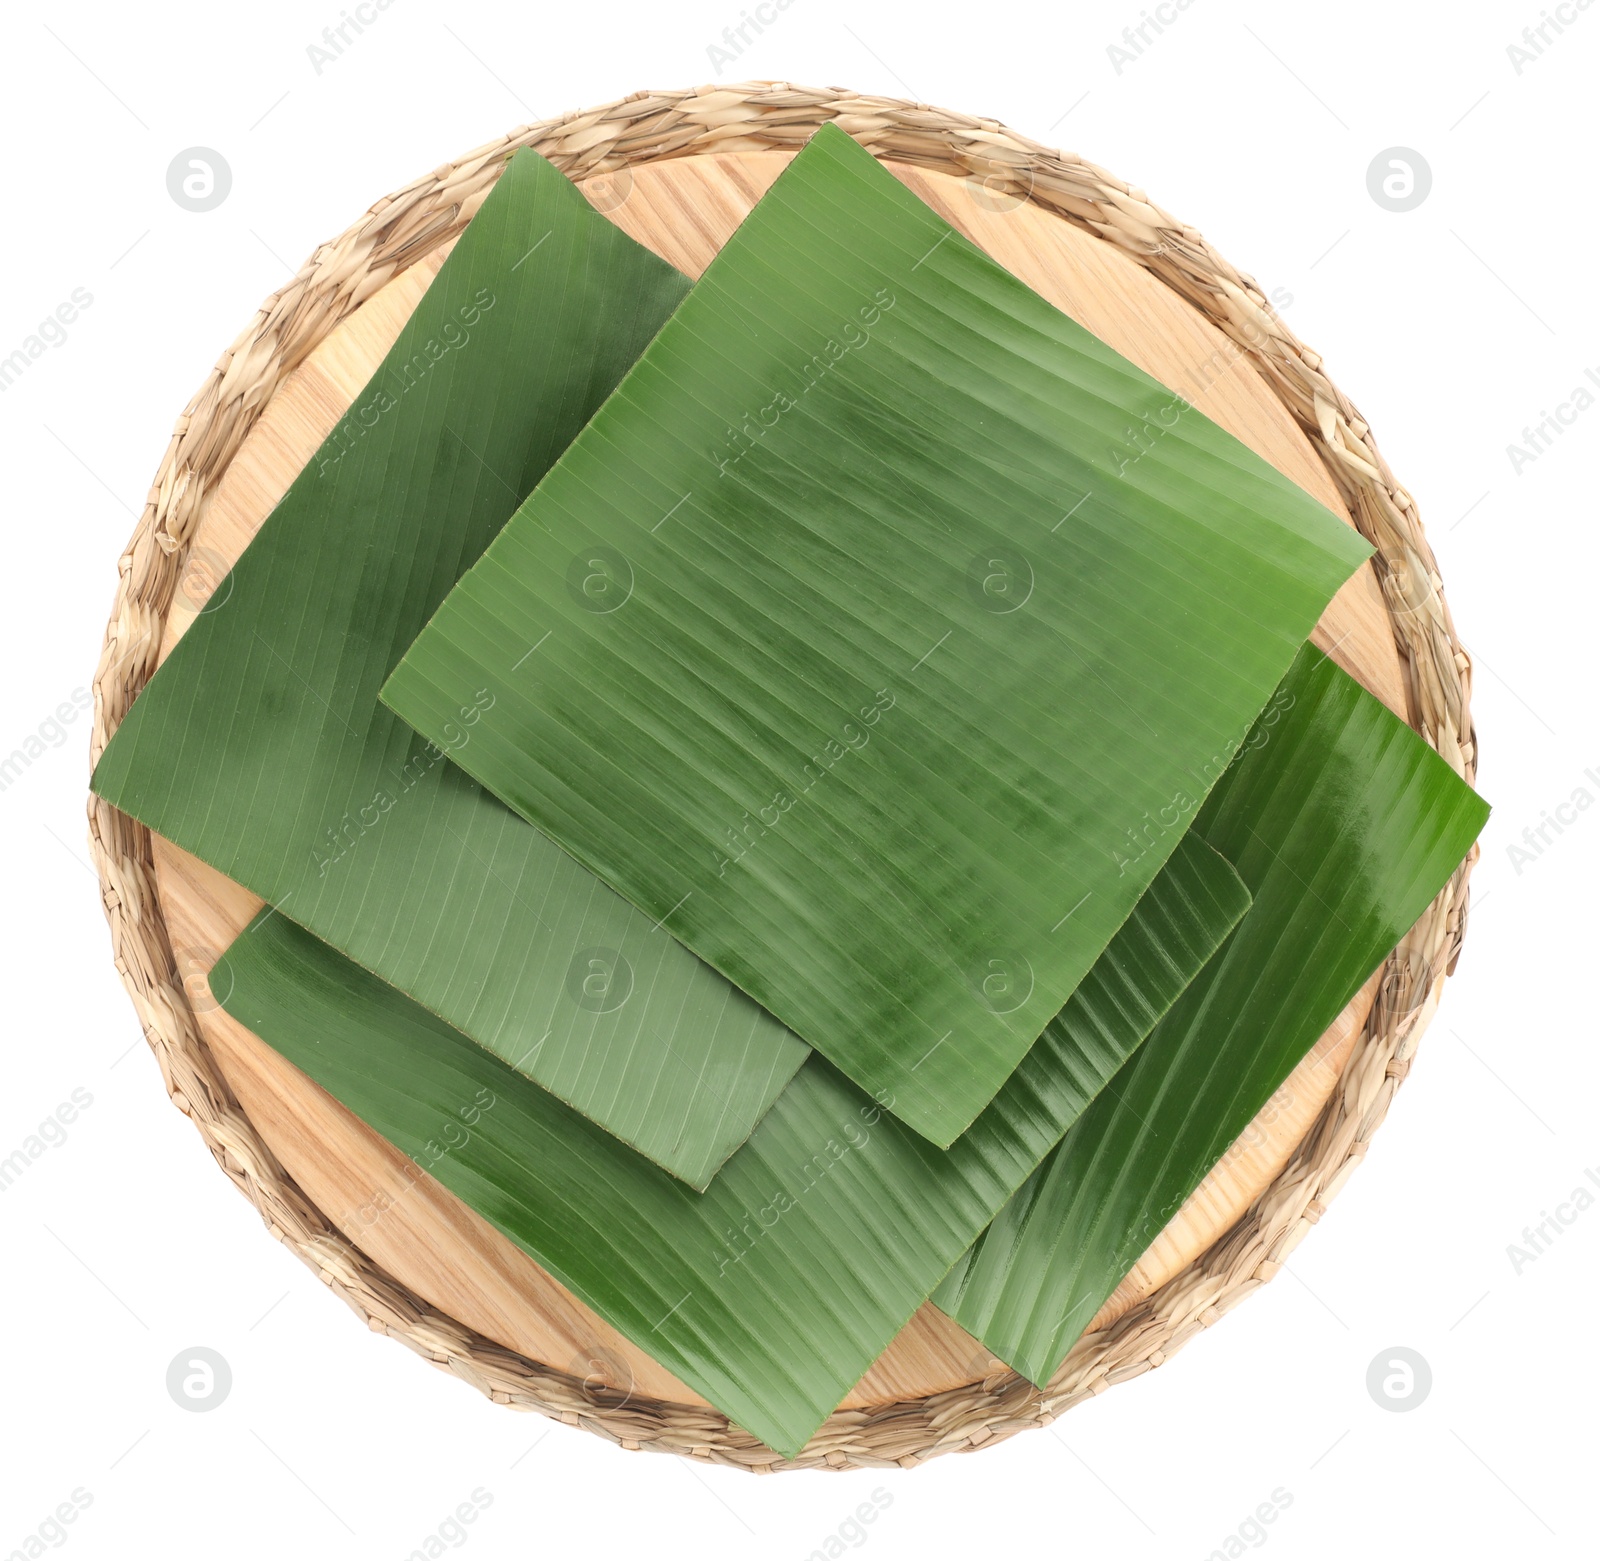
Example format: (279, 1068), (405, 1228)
(150, 151), (1405, 1412)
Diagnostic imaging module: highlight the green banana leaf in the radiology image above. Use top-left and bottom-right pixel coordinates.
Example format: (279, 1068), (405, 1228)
(214, 830), (1249, 1456)
(933, 647), (1490, 1384)
(89, 149), (812, 1188)
(381, 123), (1371, 1148)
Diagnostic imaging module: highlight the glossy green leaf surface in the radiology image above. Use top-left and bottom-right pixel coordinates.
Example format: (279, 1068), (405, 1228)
(382, 123), (1371, 1147)
(933, 647), (1490, 1384)
(90, 149), (809, 1188)
(215, 831), (1248, 1456)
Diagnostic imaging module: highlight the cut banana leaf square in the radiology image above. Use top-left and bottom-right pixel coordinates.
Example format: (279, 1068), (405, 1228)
(214, 829), (1249, 1457)
(90, 148), (810, 1188)
(381, 123), (1372, 1147)
(933, 646), (1490, 1384)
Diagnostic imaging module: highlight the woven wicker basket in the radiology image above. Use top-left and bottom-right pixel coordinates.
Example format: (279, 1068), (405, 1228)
(87, 83), (1478, 1472)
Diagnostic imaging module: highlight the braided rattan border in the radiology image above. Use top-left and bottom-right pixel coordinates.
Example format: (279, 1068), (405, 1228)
(86, 83), (1478, 1472)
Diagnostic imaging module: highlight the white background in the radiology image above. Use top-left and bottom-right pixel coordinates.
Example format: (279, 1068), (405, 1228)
(1, 0), (1593, 1556)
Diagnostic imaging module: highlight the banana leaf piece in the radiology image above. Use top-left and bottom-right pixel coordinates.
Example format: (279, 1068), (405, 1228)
(933, 647), (1490, 1383)
(381, 123), (1371, 1147)
(88, 148), (815, 1188)
(214, 830), (1249, 1456)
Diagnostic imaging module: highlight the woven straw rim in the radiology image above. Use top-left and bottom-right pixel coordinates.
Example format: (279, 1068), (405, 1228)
(87, 83), (1477, 1472)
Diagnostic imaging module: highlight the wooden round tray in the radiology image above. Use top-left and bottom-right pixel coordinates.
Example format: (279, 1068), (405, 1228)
(88, 87), (1477, 1472)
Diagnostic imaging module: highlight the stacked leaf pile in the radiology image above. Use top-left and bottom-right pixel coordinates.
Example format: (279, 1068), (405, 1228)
(93, 126), (1487, 1457)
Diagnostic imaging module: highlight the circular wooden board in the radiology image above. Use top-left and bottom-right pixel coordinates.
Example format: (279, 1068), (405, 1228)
(152, 150), (1406, 1416)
